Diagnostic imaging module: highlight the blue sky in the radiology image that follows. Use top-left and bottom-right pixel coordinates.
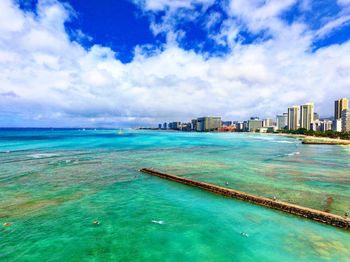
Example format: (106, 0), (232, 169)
(0, 0), (350, 127)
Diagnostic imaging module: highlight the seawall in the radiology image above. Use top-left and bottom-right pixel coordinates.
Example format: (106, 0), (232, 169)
(140, 168), (350, 231)
(302, 139), (350, 145)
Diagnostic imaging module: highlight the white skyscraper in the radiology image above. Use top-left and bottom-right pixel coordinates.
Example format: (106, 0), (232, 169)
(276, 113), (288, 130)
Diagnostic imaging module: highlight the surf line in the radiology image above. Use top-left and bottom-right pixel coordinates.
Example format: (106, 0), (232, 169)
(139, 168), (350, 231)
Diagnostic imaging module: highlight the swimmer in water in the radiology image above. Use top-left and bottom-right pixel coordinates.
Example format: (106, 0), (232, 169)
(240, 232), (249, 237)
(151, 220), (164, 225)
(3, 222), (12, 227)
(225, 182), (229, 186)
(92, 220), (100, 225)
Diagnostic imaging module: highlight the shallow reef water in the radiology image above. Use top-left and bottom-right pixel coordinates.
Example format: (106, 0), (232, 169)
(0, 129), (349, 261)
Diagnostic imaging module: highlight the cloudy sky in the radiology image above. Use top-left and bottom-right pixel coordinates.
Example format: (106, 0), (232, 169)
(1, 0), (350, 127)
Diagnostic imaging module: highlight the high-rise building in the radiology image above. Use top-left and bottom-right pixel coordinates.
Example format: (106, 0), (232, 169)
(243, 121), (249, 131)
(263, 118), (274, 127)
(335, 98), (349, 120)
(163, 122), (167, 129)
(288, 106), (300, 130)
(248, 119), (263, 132)
(196, 117), (222, 132)
(341, 109), (350, 132)
(180, 122), (192, 131)
(333, 119), (342, 132)
(311, 120), (321, 131)
(234, 122), (244, 131)
(300, 102), (314, 130)
(191, 119), (198, 131)
(276, 113), (288, 130)
(169, 122), (181, 130)
(320, 120), (332, 132)
(158, 124), (162, 129)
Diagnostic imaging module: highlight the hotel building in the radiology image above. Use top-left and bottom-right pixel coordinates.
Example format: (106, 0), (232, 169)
(300, 102), (314, 130)
(196, 117), (222, 132)
(335, 98), (349, 120)
(276, 113), (288, 130)
(320, 120), (332, 132)
(288, 106), (300, 130)
(248, 118), (263, 132)
(263, 118), (274, 127)
(342, 109), (350, 132)
(168, 122), (181, 130)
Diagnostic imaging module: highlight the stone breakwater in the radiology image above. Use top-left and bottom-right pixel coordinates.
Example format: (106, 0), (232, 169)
(140, 168), (350, 231)
(302, 138), (350, 145)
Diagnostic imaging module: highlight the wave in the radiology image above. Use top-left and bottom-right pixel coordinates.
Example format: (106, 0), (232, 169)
(247, 136), (274, 140)
(27, 153), (59, 159)
(1, 150), (11, 153)
(274, 140), (295, 144)
(286, 152), (300, 156)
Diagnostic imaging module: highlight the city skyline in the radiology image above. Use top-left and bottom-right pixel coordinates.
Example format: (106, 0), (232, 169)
(158, 97), (350, 133)
(1, 0), (350, 127)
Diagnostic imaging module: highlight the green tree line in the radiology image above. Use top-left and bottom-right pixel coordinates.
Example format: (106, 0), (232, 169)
(277, 128), (350, 140)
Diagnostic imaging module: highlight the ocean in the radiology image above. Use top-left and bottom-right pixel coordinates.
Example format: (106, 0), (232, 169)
(0, 128), (349, 261)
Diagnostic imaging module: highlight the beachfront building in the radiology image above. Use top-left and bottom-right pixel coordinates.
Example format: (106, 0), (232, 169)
(335, 98), (349, 120)
(288, 106), (300, 130)
(333, 119), (342, 132)
(248, 119), (263, 132)
(243, 121), (249, 131)
(314, 112), (319, 121)
(196, 117), (222, 132)
(320, 120), (332, 132)
(341, 109), (350, 132)
(263, 118), (274, 127)
(311, 119), (321, 131)
(234, 122), (244, 131)
(163, 122), (167, 129)
(276, 113), (288, 130)
(180, 122), (192, 131)
(191, 119), (198, 131)
(169, 122), (181, 130)
(300, 102), (314, 130)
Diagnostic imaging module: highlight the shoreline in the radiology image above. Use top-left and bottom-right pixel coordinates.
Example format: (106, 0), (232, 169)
(141, 129), (350, 145)
(273, 133), (350, 145)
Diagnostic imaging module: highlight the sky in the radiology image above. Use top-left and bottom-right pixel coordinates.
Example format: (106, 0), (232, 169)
(0, 0), (350, 127)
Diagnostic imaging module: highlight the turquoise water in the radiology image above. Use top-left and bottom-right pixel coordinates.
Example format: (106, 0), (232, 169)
(0, 129), (349, 261)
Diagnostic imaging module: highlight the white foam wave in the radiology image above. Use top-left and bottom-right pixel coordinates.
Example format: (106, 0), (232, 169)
(286, 152), (300, 156)
(247, 136), (274, 141)
(275, 140), (294, 144)
(28, 153), (58, 159)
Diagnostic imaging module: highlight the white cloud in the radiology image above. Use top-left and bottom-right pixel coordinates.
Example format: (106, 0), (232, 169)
(315, 15), (350, 38)
(226, 0), (297, 34)
(133, 0), (215, 11)
(0, 0), (350, 127)
(338, 0), (350, 7)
